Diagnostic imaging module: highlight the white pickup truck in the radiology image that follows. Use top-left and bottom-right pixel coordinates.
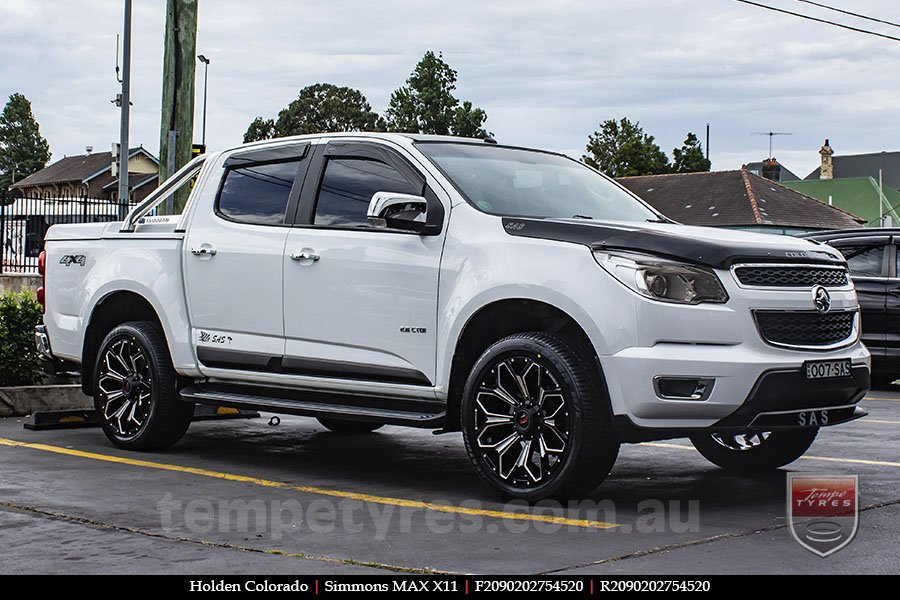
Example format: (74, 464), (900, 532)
(36, 133), (870, 500)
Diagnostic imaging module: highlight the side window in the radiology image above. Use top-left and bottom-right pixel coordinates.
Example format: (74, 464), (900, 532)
(218, 161), (301, 226)
(314, 158), (420, 228)
(843, 245), (885, 277)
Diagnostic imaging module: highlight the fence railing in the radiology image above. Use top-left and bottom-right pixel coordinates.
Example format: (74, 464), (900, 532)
(1, 191), (139, 274)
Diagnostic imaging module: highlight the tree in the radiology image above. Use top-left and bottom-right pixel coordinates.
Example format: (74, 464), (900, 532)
(672, 132), (710, 173)
(582, 118), (670, 177)
(384, 51), (489, 138)
(242, 83), (381, 142)
(243, 117), (275, 143)
(0, 93), (50, 190)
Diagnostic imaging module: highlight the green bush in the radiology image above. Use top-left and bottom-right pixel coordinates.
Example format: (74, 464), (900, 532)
(0, 291), (43, 386)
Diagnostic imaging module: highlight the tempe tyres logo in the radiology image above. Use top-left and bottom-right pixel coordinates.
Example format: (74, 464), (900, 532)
(787, 474), (858, 557)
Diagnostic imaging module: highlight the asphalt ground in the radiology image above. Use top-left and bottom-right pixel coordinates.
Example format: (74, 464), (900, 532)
(1, 391), (898, 575)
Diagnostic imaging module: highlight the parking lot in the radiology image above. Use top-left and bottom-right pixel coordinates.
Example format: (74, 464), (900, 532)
(1, 390), (898, 575)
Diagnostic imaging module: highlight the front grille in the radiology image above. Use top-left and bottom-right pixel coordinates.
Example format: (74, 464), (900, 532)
(754, 310), (856, 348)
(734, 265), (849, 288)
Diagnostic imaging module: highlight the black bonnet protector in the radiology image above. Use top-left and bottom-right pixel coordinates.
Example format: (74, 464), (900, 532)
(501, 218), (845, 269)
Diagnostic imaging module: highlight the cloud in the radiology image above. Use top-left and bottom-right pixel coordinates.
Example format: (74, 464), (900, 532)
(1, 0), (898, 177)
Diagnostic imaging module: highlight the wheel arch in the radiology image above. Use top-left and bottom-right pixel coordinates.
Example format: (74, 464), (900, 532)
(81, 290), (165, 396)
(442, 297), (605, 432)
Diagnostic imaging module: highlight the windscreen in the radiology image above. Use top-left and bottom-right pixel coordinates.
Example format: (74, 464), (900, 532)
(417, 143), (660, 222)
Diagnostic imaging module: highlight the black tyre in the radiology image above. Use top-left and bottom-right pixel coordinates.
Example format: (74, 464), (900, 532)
(690, 428), (818, 472)
(93, 321), (193, 450)
(316, 418), (384, 434)
(461, 332), (619, 501)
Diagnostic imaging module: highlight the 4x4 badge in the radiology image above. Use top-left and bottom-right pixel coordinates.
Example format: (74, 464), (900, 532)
(812, 285), (831, 314)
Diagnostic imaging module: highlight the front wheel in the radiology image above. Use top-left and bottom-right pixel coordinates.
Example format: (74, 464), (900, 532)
(690, 428), (818, 472)
(461, 332), (619, 501)
(94, 321), (193, 450)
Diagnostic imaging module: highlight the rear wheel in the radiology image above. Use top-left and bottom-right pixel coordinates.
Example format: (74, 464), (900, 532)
(461, 332), (619, 501)
(316, 418), (384, 434)
(690, 428), (818, 472)
(94, 321), (193, 450)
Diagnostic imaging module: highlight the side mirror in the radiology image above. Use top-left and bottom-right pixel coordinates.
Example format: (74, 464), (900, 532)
(367, 192), (432, 233)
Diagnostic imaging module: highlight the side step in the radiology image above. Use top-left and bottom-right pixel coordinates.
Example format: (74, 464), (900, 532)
(179, 383), (446, 429)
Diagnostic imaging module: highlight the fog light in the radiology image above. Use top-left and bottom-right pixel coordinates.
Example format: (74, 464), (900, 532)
(654, 377), (714, 401)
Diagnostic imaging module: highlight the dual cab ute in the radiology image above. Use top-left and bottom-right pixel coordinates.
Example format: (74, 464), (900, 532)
(36, 133), (870, 500)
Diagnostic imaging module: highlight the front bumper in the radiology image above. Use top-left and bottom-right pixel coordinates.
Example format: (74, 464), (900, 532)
(601, 339), (870, 430)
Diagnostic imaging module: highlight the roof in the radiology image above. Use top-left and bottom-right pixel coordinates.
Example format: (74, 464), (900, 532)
(744, 160), (800, 182)
(101, 172), (158, 192)
(782, 177), (900, 227)
(616, 168), (863, 230)
(806, 150), (900, 190)
(12, 147), (158, 188)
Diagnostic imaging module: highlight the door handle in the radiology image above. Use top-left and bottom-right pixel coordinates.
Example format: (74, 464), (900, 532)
(290, 251), (320, 262)
(190, 247), (217, 256)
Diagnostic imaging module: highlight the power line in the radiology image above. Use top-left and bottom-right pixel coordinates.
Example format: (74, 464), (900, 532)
(797, 0), (900, 30)
(734, 0), (900, 43)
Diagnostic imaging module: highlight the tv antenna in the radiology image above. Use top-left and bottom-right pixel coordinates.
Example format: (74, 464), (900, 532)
(752, 131), (793, 159)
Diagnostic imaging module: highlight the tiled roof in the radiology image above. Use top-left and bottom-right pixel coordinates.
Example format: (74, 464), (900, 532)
(617, 169), (863, 230)
(12, 148), (156, 188)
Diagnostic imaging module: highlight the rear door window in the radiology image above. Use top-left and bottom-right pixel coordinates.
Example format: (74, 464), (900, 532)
(217, 160), (302, 226)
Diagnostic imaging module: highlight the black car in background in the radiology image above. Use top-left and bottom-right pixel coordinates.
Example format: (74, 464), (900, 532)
(803, 228), (900, 387)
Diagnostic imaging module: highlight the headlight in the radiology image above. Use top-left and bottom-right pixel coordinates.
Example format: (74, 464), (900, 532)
(593, 251), (728, 305)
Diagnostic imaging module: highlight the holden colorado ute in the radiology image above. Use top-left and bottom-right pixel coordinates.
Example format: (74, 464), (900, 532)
(36, 133), (870, 500)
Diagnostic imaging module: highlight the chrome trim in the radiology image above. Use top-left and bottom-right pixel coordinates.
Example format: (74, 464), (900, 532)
(752, 309), (860, 351)
(34, 325), (52, 359)
(730, 263), (852, 291)
(652, 376), (715, 401)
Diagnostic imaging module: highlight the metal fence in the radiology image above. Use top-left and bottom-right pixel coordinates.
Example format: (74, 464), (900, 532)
(0, 191), (139, 274)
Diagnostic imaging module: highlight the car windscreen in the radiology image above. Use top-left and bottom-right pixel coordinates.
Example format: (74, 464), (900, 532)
(417, 142), (661, 222)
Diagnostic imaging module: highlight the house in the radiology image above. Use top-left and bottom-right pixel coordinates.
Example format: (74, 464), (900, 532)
(11, 146), (159, 202)
(805, 140), (900, 191)
(782, 177), (900, 227)
(616, 167), (863, 235)
(745, 158), (800, 183)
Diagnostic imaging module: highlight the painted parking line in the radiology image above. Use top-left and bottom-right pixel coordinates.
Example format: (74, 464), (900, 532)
(863, 396), (900, 403)
(639, 441), (900, 469)
(0, 438), (618, 530)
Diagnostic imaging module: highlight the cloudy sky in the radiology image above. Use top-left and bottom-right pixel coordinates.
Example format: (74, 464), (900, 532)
(2, 0), (898, 177)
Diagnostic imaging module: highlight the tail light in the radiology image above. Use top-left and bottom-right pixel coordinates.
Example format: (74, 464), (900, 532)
(38, 250), (46, 313)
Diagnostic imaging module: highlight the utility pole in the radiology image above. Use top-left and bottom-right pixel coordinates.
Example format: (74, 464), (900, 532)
(116, 0), (133, 219)
(158, 0), (199, 214)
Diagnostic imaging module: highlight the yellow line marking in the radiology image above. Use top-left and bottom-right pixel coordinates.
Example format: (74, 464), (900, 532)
(0, 438), (617, 530)
(639, 442), (900, 468)
(864, 397), (900, 403)
(866, 419), (900, 425)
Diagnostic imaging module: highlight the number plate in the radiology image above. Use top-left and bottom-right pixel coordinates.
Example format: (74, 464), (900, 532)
(804, 359), (852, 380)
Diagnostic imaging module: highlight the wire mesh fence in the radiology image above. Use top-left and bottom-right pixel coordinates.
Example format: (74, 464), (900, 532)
(1, 191), (138, 274)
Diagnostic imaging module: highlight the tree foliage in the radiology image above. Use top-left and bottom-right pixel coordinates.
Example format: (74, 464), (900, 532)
(243, 83), (381, 142)
(0, 93), (50, 190)
(672, 132), (711, 173)
(384, 51), (489, 138)
(582, 118), (670, 177)
(243, 117), (275, 143)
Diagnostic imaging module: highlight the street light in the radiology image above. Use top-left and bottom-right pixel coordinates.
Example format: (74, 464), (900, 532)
(197, 54), (210, 148)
